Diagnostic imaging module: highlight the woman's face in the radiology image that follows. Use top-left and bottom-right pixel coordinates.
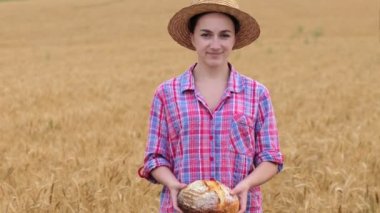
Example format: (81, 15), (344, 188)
(191, 13), (236, 69)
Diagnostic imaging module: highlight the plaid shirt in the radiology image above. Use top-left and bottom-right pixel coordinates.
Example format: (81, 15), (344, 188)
(139, 63), (283, 212)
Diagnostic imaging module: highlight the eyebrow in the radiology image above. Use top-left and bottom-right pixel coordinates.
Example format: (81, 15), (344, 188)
(200, 29), (233, 33)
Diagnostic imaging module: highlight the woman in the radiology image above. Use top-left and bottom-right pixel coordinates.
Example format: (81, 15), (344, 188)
(139, 1), (284, 212)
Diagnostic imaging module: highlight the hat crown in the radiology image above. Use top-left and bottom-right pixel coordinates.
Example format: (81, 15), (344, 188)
(190, 0), (239, 9)
(169, 0), (260, 50)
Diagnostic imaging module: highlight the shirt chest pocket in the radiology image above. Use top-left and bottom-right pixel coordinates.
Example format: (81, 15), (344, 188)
(229, 113), (255, 156)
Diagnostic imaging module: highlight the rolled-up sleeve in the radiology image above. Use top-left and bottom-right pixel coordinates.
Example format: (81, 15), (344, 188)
(139, 88), (172, 183)
(254, 87), (284, 172)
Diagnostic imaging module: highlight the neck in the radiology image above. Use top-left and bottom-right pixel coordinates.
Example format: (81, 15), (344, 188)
(193, 62), (230, 81)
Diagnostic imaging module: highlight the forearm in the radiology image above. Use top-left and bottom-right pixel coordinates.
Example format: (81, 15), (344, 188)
(151, 166), (180, 187)
(152, 166), (187, 212)
(243, 161), (278, 188)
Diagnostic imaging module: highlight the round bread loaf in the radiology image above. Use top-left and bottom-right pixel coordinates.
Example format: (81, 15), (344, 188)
(177, 180), (239, 213)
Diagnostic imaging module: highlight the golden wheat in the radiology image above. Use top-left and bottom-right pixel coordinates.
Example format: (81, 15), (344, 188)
(0, 0), (379, 212)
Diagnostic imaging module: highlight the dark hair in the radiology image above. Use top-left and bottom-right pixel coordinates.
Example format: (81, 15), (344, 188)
(188, 12), (241, 34)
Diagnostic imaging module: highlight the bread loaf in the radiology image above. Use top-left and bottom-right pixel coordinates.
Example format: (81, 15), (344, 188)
(177, 180), (239, 213)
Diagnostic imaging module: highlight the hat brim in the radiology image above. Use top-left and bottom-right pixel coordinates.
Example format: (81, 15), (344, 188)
(168, 3), (260, 50)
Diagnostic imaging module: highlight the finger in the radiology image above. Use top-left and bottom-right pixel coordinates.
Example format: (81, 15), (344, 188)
(238, 202), (246, 213)
(171, 192), (183, 213)
(178, 183), (187, 189)
(230, 187), (241, 195)
(230, 189), (236, 195)
(238, 192), (247, 213)
(172, 200), (183, 213)
(173, 205), (183, 213)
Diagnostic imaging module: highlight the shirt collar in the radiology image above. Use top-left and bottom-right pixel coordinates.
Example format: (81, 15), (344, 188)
(180, 64), (197, 93)
(180, 63), (245, 94)
(227, 64), (245, 93)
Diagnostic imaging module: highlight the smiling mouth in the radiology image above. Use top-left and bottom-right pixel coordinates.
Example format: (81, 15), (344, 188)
(207, 52), (223, 55)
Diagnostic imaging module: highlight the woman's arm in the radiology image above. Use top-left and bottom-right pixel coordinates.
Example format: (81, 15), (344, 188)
(238, 161), (278, 188)
(139, 88), (172, 183)
(152, 167), (187, 213)
(231, 161), (278, 213)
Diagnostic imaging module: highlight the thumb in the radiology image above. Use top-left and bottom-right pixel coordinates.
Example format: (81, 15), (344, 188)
(230, 187), (241, 196)
(172, 195), (183, 213)
(178, 183), (187, 189)
(230, 189), (237, 195)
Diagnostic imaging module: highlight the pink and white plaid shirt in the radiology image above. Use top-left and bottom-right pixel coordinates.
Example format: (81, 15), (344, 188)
(139, 63), (283, 212)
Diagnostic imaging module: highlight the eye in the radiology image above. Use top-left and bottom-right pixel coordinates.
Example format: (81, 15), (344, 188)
(201, 33), (211, 38)
(220, 34), (231, 39)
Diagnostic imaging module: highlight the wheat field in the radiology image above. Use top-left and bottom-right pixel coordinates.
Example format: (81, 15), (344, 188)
(0, 0), (379, 212)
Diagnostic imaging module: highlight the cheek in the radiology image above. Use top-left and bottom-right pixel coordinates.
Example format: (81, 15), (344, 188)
(195, 47), (205, 57)
(193, 38), (206, 50)
(229, 36), (236, 48)
(196, 41), (208, 51)
(231, 37), (236, 47)
(223, 41), (235, 51)
(229, 43), (235, 50)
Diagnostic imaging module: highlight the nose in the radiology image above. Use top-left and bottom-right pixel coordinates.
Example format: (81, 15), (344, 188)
(209, 37), (221, 50)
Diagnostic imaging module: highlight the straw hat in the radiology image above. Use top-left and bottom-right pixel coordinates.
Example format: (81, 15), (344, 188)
(168, 0), (260, 50)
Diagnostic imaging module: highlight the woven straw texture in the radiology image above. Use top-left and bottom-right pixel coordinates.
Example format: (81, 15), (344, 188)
(168, 0), (260, 50)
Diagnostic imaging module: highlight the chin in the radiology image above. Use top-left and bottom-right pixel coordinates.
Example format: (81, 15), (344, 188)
(205, 59), (226, 68)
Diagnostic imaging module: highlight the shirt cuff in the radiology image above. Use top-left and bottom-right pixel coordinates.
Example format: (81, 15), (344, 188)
(139, 156), (172, 183)
(254, 151), (284, 172)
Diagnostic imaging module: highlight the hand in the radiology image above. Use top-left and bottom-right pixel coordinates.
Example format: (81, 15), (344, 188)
(231, 181), (250, 213)
(167, 181), (187, 213)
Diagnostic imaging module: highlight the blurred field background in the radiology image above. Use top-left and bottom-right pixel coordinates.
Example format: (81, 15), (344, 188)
(0, 0), (379, 212)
